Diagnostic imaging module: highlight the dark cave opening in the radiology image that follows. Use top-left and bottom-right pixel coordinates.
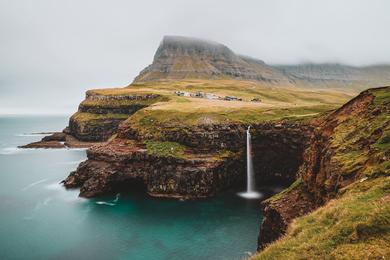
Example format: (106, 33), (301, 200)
(248, 129), (308, 190)
(111, 177), (148, 194)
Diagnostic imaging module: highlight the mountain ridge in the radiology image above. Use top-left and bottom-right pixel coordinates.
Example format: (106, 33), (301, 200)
(134, 36), (390, 90)
(133, 35), (290, 84)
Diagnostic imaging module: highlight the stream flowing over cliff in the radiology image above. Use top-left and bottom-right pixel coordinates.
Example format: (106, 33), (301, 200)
(63, 121), (312, 199)
(17, 35), (390, 258)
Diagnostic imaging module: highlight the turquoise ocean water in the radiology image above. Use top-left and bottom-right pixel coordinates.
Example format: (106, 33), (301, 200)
(0, 116), (263, 260)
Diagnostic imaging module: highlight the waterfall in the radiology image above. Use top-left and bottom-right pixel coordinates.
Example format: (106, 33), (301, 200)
(238, 126), (262, 199)
(246, 126), (255, 192)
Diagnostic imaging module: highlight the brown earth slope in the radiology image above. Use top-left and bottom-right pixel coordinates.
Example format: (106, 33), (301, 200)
(255, 86), (390, 259)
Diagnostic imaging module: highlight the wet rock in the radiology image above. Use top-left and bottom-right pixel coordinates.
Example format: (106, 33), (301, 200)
(63, 121), (313, 199)
(41, 132), (66, 142)
(19, 140), (66, 149)
(257, 183), (316, 250)
(63, 139), (244, 199)
(19, 132), (102, 149)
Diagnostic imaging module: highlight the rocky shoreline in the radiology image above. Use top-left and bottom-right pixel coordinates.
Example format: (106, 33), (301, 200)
(15, 34), (390, 258)
(60, 120), (313, 200)
(19, 131), (102, 149)
(20, 87), (389, 255)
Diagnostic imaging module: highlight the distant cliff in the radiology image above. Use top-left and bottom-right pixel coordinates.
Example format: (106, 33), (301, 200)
(134, 36), (390, 90)
(133, 36), (290, 84)
(276, 63), (390, 89)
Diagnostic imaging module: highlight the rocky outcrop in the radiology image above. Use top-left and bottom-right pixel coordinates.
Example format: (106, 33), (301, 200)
(20, 92), (164, 147)
(118, 123), (247, 151)
(134, 36), (290, 84)
(134, 36), (390, 89)
(257, 86), (390, 250)
(258, 181), (317, 250)
(63, 120), (313, 199)
(68, 117), (122, 142)
(19, 131), (102, 149)
(63, 138), (244, 199)
(251, 123), (314, 184)
(78, 92), (160, 114)
(275, 63), (390, 89)
(67, 92), (164, 141)
(299, 88), (376, 203)
(120, 121), (312, 152)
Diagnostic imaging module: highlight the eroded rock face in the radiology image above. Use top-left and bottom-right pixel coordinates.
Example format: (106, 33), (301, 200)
(118, 123), (247, 151)
(63, 139), (244, 199)
(68, 93), (163, 142)
(64, 121), (313, 199)
(257, 87), (389, 250)
(251, 123), (313, 184)
(18, 132), (102, 149)
(68, 117), (124, 142)
(275, 63), (390, 89)
(257, 183), (317, 250)
(134, 35), (289, 84)
(300, 89), (376, 203)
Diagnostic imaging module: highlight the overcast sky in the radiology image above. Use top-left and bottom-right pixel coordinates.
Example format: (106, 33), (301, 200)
(1, 0), (389, 114)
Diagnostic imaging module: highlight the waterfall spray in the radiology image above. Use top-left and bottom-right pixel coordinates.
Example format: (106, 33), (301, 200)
(238, 126), (262, 199)
(246, 126), (254, 192)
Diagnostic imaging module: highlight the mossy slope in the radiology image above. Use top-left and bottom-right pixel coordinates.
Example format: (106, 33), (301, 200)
(254, 86), (390, 259)
(254, 177), (390, 260)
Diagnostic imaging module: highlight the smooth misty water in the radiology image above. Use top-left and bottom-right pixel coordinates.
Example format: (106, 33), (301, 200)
(246, 127), (255, 193)
(238, 127), (262, 200)
(0, 116), (263, 260)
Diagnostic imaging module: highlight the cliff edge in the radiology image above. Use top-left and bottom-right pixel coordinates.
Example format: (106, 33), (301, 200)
(255, 86), (390, 259)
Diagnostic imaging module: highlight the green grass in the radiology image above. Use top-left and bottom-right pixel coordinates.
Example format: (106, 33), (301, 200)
(253, 176), (390, 260)
(71, 112), (130, 122)
(80, 95), (169, 108)
(71, 79), (354, 138)
(330, 88), (390, 178)
(265, 178), (303, 204)
(119, 104), (336, 140)
(117, 79), (351, 139)
(129, 79), (354, 104)
(145, 140), (187, 158)
(253, 87), (390, 260)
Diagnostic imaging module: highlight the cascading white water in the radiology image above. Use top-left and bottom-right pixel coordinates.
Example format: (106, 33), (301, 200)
(238, 126), (262, 199)
(246, 126), (255, 192)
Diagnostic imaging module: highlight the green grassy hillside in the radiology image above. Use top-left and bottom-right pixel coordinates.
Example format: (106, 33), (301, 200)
(253, 87), (390, 260)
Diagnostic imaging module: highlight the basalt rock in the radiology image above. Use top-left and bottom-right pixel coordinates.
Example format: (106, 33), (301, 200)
(67, 92), (163, 142)
(64, 121), (313, 199)
(19, 132), (102, 149)
(134, 36), (390, 89)
(257, 86), (390, 251)
(19, 140), (66, 149)
(134, 36), (290, 84)
(68, 116), (124, 142)
(63, 139), (244, 199)
(258, 182), (317, 251)
(119, 121), (312, 153)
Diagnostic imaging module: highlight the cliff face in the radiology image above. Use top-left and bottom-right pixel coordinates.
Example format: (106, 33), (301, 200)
(51, 36), (390, 146)
(67, 90), (166, 141)
(257, 86), (390, 252)
(134, 36), (289, 84)
(21, 35), (389, 257)
(133, 36), (390, 89)
(276, 63), (390, 90)
(64, 139), (243, 199)
(63, 121), (312, 199)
